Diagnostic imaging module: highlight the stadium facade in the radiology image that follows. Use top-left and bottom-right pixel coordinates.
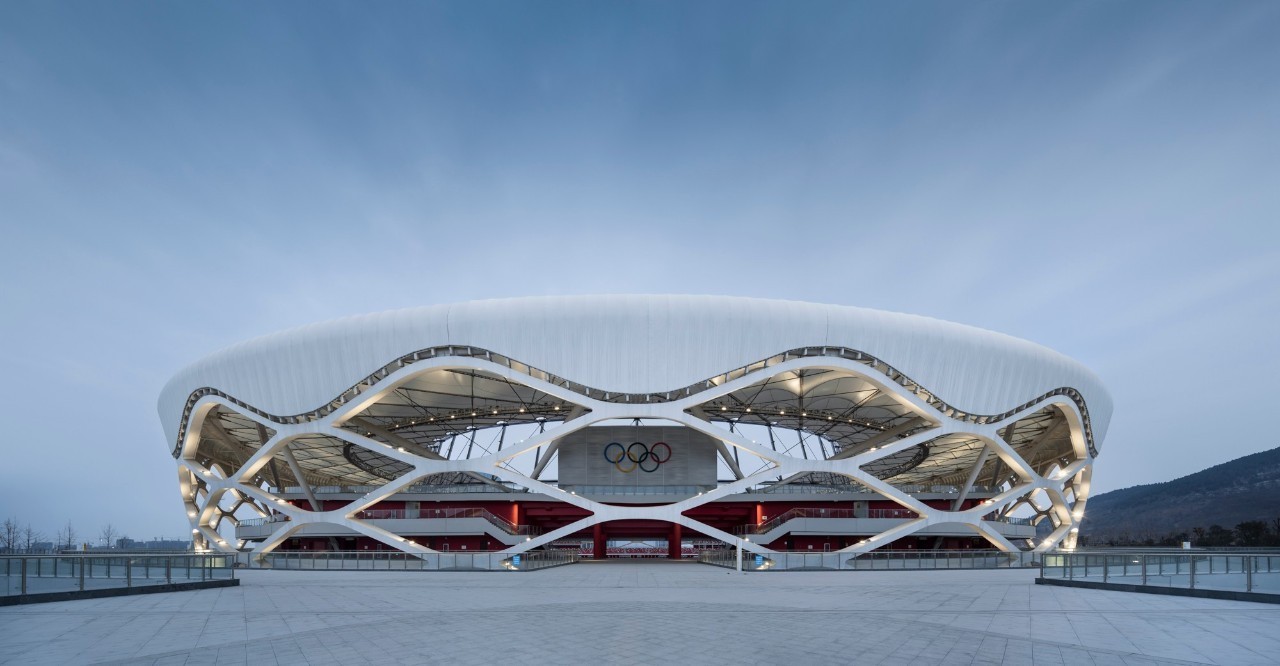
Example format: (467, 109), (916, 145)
(158, 296), (1110, 564)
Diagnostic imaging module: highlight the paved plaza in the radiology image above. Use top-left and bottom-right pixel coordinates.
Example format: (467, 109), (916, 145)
(1, 561), (1278, 665)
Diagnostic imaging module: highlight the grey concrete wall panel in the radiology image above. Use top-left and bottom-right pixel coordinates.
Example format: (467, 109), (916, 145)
(556, 426), (718, 488)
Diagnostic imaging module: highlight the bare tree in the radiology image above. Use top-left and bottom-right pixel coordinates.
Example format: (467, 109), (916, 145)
(0, 518), (19, 553)
(98, 523), (119, 549)
(55, 520), (77, 551)
(22, 524), (44, 552)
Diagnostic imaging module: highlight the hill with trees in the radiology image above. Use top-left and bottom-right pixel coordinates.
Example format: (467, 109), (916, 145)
(1080, 445), (1280, 546)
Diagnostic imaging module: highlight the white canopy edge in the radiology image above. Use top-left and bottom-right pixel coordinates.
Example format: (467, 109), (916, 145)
(158, 295), (1112, 449)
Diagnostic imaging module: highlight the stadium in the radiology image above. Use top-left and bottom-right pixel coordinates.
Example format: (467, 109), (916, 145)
(158, 295), (1110, 568)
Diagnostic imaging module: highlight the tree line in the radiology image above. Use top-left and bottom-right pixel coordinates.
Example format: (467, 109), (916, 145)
(1084, 518), (1280, 548)
(0, 517), (126, 552)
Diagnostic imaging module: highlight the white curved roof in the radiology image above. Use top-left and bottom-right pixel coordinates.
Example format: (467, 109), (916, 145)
(158, 295), (1112, 447)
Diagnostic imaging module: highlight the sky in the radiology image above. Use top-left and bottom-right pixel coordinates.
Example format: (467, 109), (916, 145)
(1, 1), (1278, 544)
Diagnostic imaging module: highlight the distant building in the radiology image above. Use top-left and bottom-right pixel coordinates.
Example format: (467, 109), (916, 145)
(141, 538), (192, 551)
(116, 537), (193, 551)
(158, 296), (1110, 565)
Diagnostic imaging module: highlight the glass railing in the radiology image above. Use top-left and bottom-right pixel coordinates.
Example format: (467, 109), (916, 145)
(259, 549), (577, 571)
(238, 508), (540, 538)
(1, 554), (235, 599)
(273, 482), (526, 495)
(732, 507), (1032, 535)
(239, 515), (290, 528)
(755, 484), (858, 494)
(753, 482), (1004, 495)
(272, 481), (1007, 499)
(700, 548), (1040, 571)
(563, 485), (716, 496)
(844, 548), (1039, 570)
(1041, 552), (1280, 596)
(356, 507), (540, 536)
(735, 508), (858, 535)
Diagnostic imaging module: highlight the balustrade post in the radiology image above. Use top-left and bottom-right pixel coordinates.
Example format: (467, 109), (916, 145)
(1247, 556), (1253, 592)
(127, 559), (132, 588)
(79, 556), (85, 591)
(1189, 556), (1196, 590)
(1141, 555), (1147, 585)
(20, 558), (27, 595)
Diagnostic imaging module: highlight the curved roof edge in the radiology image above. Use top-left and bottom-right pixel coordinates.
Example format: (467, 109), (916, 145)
(158, 295), (1113, 449)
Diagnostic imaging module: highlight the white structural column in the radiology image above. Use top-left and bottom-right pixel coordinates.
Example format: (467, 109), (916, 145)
(175, 353), (1098, 562)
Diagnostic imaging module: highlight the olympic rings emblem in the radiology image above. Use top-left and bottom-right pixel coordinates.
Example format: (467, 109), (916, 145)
(603, 441), (672, 473)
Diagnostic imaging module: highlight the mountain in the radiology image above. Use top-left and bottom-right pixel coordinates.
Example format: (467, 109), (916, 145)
(1080, 445), (1280, 542)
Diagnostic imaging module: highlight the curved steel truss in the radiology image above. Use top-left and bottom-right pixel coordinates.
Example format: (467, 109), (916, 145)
(171, 344), (1100, 458)
(343, 442), (413, 481)
(173, 346), (1097, 561)
(863, 444), (931, 479)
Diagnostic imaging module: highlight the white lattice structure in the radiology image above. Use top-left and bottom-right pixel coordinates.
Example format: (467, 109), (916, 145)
(159, 296), (1110, 560)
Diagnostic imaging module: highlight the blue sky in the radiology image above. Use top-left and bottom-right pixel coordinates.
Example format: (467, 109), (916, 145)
(1, 1), (1278, 543)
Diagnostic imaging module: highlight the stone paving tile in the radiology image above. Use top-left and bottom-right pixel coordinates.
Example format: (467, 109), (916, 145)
(1, 564), (1278, 665)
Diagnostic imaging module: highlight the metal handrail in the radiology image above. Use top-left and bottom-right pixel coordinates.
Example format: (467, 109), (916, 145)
(273, 482), (525, 495)
(256, 549), (578, 571)
(732, 507), (1033, 535)
(356, 507), (540, 536)
(239, 507), (540, 535)
(1, 554), (235, 598)
(698, 547), (1039, 571)
(239, 515), (291, 527)
(734, 507), (923, 535)
(1041, 551), (1280, 596)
